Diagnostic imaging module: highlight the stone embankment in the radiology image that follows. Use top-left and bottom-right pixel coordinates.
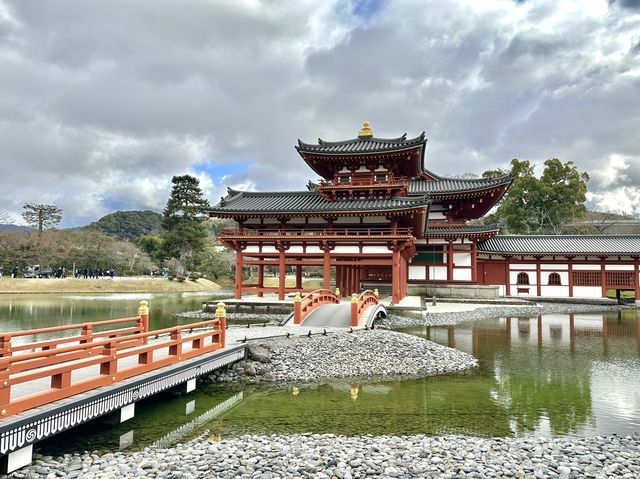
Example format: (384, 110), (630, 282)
(383, 302), (635, 328)
(203, 329), (477, 384)
(16, 433), (640, 479)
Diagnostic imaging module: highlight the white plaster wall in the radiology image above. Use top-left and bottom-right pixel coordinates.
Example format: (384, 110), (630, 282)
(573, 264), (601, 270)
(334, 217), (353, 224)
(428, 239), (448, 244)
(605, 264), (634, 271)
(428, 211), (446, 220)
(513, 286), (532, 295)
(573, 286), (602, 298)
(409, 265), (426, 280)
(510, 264), (536, 270)
(287, 246), (304, 253)
(453, 268), (471, 281)
(497, 285), (506, 296)
(453, 252), (471, 267)
(429, 266), (447, 280)
(243, 246), (259, 253)
(541, 264), (568, 270)
(362, 245), (391, 253)
(305, 246), (322, 254)
(262, 218), (280, 224)
(540, 286), (569, 297)
(333, 245), (360, 253)
(261, 246), (277, 253)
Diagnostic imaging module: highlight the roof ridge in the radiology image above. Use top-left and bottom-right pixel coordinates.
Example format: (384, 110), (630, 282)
(296, 132), (425, 149)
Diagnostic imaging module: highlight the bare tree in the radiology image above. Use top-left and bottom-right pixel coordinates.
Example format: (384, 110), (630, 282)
(0, 209), (10, 224)
(22, 203), (62, 232)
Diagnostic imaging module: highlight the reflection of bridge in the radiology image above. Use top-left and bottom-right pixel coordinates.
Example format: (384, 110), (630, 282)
(0, 302), (244, 473)
(282, 289), (387, 328)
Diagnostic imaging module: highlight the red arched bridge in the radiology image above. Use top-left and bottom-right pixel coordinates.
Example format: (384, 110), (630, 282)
(286, 289), (387, 328)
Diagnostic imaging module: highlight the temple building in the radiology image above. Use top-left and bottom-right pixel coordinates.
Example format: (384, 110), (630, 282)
(209, 122), (640, 302)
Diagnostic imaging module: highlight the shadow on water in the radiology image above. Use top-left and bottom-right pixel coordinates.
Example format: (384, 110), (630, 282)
(2, 294), (637, 455)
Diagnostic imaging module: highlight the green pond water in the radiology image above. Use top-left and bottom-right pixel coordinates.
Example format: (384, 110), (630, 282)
(0, 294), (638, 454)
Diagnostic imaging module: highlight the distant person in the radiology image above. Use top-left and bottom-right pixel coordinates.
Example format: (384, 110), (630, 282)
(11, 266), (18, 278)
(110, 269), (115, 279)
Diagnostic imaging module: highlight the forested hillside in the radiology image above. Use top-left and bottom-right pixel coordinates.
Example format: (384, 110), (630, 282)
(87, 210), (162, 242)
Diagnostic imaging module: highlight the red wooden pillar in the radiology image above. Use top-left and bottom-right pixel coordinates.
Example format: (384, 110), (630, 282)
(278, 248), (286, 301)
(392, 249), (400, 304)
(505, 256), (511, 296)
(257, 262), (264, 298)
(600, 257), (607, 298)
(634, 256), (639, 301)
(535, 257), (542, 297)
(323, 248), (331, 290)
(447, 241), (454, 282)
(471, 240), (478, 283)
(234, 252), (243, 299)
(567, 256), (574, 298)
(295, 263), (302, 290)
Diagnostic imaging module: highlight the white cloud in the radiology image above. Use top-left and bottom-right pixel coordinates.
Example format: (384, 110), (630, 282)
(0, 0), (639, 225)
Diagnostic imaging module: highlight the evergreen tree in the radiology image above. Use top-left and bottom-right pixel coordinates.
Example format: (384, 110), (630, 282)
(482, 159), (589, 234)
(160, 175), (210, 273)
(22, 203), (63, 233)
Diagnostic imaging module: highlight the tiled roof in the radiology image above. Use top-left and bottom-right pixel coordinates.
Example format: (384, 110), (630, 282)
(427, 225), (500, 235)
(478, 235), (640, 255)
(296, 132), (426, 155)
(210, 190), (430, 215)
(408, 175), (512, 195)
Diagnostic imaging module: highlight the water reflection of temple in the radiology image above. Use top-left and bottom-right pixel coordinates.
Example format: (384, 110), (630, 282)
(423, 311), (640, 436)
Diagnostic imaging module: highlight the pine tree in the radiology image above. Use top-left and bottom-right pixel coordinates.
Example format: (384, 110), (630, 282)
(160, 175), (210, 274)
(22, 203), (63, 232)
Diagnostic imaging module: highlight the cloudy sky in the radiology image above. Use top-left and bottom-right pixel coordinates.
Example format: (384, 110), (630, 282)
(0, 0), (639, 226)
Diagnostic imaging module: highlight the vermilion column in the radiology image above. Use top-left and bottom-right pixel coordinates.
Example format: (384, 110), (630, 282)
(505, 256), (511, 296)
(471, 240), (478, 283)
(278, 248), (286, 301)
(600, 257), (606, 298)
(447, 241), (454, 282)
(392, 249), (400, 304)
(535, 257), (542, 297)
(257, 262), (264, 298)
(634, 257), (639, 301)
(323, 248), (331, 290)
(234, 252), (243, 299)
(295, 263), (302, 290)
(567, 256), (573, 298)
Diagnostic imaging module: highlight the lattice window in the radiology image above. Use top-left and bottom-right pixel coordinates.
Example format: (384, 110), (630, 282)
(516, 272), (530, 285)
(605, 271), (634, 287)
(572, 271), (600, 287)
(548, 272), (562, 286)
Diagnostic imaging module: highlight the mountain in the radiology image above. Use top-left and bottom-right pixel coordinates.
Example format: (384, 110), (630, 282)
(0, 224), (32, 232)
(87, 210), (162, 242)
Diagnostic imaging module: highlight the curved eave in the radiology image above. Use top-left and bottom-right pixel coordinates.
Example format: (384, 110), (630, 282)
(209, 205), (429, 219)
(427, 229), (500, 240)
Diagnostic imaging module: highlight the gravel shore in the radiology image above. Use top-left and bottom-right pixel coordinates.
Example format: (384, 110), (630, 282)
(15, 433), (640, 479)
(205, 329), (477, 384)
(383, 303), (636, 328)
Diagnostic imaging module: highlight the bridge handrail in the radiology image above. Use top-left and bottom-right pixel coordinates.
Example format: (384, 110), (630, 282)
(293, 288), (341, 325)
(0, 316), (144, 339)
(0, 302), (227, 418)
(350, 290), (380, 327)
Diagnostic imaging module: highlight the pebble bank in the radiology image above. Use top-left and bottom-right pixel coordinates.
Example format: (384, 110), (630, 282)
(384, 303), (635, 328)
(13, 433), (640, 479)
(204, 329), (477, 385)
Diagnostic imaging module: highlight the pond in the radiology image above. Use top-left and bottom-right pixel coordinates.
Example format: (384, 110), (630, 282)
(1, 295), (638, 454)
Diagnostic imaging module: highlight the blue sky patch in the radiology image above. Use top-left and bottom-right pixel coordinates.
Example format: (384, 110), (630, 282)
(352, 0), (386, 20)
(193, 161), (251, 181)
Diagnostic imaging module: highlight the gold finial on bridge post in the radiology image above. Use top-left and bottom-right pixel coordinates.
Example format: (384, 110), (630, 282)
(335, 288), (340, 298)
(351, 293), (358, 303)
(374, 288), (379, 299)
(138, 300), (149, 317)
(215, 302), (226, 318)
(294, 292), (302, 303)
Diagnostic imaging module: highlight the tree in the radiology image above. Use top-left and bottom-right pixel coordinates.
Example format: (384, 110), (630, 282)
(482, 159), (589, 234)
(160, 175), (210, 273)
(88, 210), (162, 242)
(22, 203), (62, 232)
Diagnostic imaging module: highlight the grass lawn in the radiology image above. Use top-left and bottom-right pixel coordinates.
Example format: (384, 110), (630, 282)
(0, 277), (222, 294)
(255, 277), (324, 289)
